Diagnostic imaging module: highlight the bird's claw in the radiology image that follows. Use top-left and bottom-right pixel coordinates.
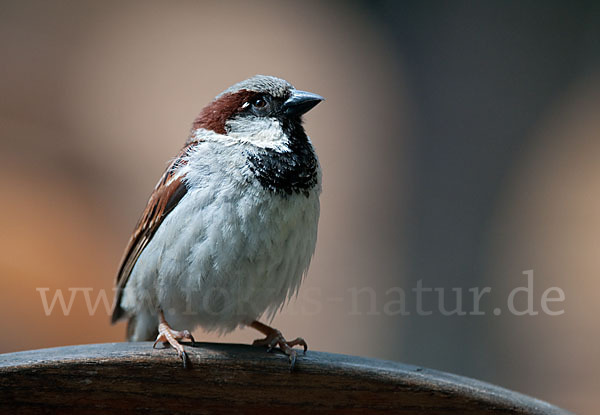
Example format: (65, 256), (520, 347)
(252, 329), (307, 370)
(153, 319), (194, 369)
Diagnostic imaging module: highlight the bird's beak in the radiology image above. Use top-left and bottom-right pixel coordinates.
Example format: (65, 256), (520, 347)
(283, 90), (324, 116)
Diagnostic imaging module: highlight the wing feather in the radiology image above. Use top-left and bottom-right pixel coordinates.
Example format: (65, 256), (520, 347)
(111, 142), (196, 323)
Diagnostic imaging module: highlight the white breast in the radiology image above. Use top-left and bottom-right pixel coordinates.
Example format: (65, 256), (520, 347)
(121, 137), (321, 334)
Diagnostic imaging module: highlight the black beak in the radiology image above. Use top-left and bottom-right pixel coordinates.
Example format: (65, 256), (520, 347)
(283, 90), (324, 116)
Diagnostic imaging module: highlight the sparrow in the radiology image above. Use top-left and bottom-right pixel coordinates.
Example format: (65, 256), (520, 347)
(111, 75), (323, 369)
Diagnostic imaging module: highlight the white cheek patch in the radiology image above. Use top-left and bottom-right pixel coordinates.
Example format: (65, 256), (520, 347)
(225, 116), (291, 152)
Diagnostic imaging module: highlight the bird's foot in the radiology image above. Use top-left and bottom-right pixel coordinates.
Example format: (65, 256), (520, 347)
(153, 310), (195, 369)
(250, 321), (307, 370)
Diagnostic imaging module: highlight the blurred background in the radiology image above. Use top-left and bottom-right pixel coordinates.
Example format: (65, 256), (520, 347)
(1, 0), (598, 412)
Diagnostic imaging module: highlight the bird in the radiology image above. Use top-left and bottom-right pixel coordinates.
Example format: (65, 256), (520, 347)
(111, 75), (323, 369)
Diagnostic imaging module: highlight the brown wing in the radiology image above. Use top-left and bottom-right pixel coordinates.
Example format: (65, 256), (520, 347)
(111, 142), (196, 323)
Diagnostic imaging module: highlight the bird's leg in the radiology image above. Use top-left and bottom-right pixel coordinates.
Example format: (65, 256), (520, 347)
(153, 309), (195, 368)
(250, 320), (307, 370)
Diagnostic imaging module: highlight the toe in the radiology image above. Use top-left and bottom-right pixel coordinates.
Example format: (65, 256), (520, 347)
(286, 337), (308, 354)
(266, 334), (281, 352)
(184, 331), (196, 345)
(181, 350), (190, 369)
(153, 334), (167, 348)
(288, 349), (297, 371)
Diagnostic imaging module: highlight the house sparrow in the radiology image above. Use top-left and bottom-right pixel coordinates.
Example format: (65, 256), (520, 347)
(111, 75), (323, 369)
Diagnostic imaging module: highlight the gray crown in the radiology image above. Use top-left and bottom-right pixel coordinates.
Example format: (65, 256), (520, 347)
(217, 75), (293, 99)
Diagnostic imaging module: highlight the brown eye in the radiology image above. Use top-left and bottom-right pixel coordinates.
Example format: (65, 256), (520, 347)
(253, 97), (267, 108)
(249, 95), (272, 116)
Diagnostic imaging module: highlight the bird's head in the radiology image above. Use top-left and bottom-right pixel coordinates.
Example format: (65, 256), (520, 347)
(191, 75), (323, 152)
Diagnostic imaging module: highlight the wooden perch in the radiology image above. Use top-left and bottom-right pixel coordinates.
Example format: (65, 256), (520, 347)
(0, 342), (571, 414)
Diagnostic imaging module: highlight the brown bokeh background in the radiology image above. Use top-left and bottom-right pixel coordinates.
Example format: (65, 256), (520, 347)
(1, 1), (598, 413)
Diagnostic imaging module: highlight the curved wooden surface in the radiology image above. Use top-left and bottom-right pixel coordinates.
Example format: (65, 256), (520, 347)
(0, 342), (571, 414)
